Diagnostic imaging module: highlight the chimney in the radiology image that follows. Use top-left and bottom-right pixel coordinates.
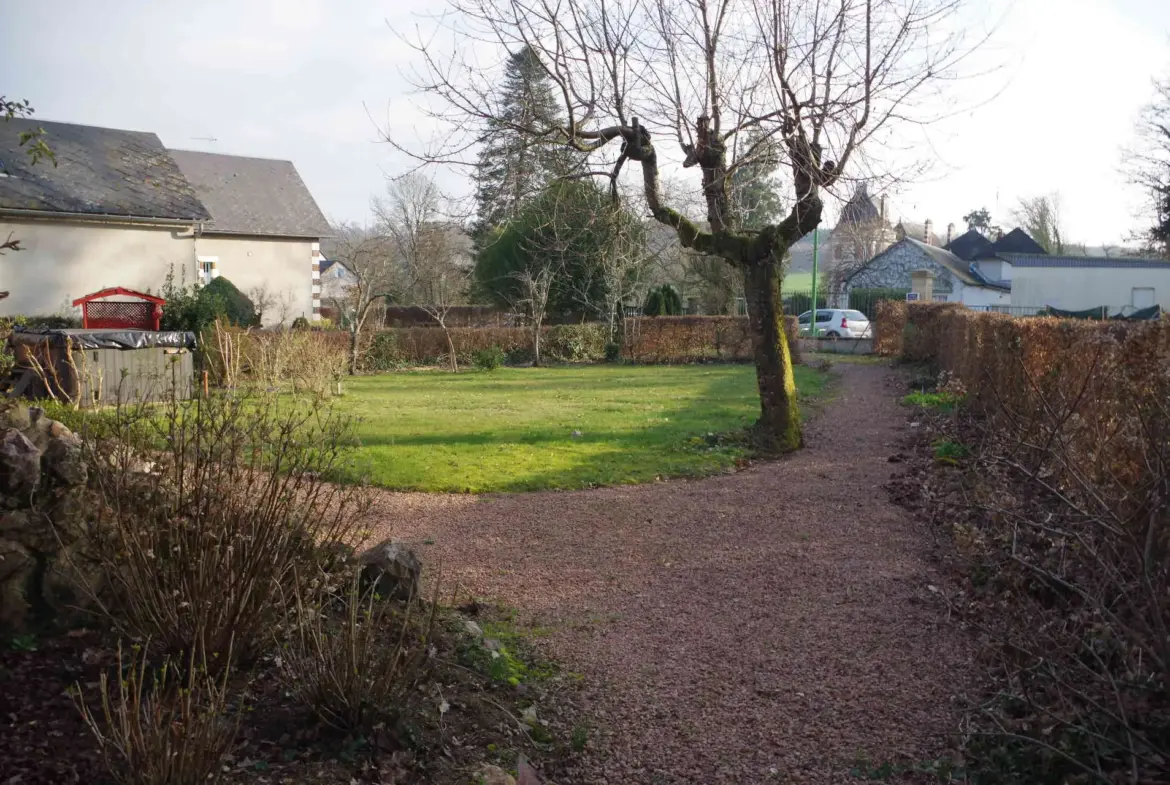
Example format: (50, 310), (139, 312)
(946, 222), (955, 246)
(924, 218), (933, 245)
(880, 195), (887, 224)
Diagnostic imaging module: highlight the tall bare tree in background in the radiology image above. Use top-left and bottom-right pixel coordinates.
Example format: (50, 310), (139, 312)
(327, 223), (397, 375)
(399, 0), (980, 450)
(1012, 194), (1065, 255)
(1126, 73), (1170, 259)
(374, 173), (470, 305)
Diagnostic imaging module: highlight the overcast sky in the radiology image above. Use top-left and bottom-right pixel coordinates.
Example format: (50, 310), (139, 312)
(2, 0), (1168, 247)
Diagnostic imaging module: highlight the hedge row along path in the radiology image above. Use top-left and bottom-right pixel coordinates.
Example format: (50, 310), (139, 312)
(371, 363), (972, 784)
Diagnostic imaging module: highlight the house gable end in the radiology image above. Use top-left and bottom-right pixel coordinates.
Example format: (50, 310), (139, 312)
(844, 239), (958, 294)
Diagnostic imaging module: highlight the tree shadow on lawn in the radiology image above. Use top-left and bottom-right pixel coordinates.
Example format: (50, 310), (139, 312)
(338, 368), (830, 493)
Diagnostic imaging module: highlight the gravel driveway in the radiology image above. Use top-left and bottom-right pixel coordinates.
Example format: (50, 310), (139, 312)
(370, 364), (971, 784)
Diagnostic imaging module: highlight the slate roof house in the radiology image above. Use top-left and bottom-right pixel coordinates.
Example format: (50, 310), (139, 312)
(839, 227), (1037, 308)
(842, 224), (1170, 313)
(0, 119), (330, 324)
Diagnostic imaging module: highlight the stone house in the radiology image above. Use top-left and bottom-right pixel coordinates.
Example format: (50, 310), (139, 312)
(0, 119), (331, 325)
(842, 232), (1014, 307)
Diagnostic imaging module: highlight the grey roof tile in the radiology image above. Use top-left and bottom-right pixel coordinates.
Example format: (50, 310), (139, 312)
(0, 118), (209, 220)
(169, 149), (331, 238)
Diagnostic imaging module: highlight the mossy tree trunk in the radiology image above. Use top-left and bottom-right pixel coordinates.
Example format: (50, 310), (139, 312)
(597, 117), (824, 451)
(742, 259), (801, 452)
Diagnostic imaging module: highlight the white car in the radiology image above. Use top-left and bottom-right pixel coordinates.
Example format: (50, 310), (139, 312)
(796, 309), (872, 338)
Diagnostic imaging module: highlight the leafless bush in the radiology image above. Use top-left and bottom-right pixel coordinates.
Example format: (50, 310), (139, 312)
(278, 569), (436, 732)
(205, 318), (244, 388)
(79, 390), (370, 668)
(243, 328), (347, 396)
(74, 641), (238, 785)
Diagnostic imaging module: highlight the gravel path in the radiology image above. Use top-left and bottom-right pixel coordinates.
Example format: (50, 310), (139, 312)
(370, 364), (972, 784)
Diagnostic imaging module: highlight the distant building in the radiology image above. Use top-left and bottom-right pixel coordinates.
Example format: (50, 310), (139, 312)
(842, 223), (1170, 314)
(0, 119), (330, 325)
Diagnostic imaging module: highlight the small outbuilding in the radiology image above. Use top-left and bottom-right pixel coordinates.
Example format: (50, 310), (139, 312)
(7, 327), (195, 407)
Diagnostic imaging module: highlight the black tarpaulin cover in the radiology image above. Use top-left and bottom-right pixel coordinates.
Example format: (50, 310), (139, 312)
(9, 327), (197, 350)
(1041, 305), (1164, 321)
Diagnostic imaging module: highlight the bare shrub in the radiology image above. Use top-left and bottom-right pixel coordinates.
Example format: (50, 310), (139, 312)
(74, 641), (238, 785)
(278, 569), (436, 732)
(242, 328), (347, 396)
(79, 390), (370, 667)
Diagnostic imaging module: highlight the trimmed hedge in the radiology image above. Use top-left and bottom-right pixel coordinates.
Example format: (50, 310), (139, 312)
(892, 302), (1170, 782)
(621, 316), (801, 365)
(358, 324), (609, 371)
(891, 301), (1170, 519)
(347, 317), (802, 369)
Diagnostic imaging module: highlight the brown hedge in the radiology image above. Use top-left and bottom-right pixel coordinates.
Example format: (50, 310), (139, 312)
(621, 316), (801, 365)
(897, 294), (1170, 781)
(240, 317), (802, 371)
(873, 299), (907, 356)
(351, 317), (801, 368)
(873, 300), (964, 358)
(905, 308), (1170, 491)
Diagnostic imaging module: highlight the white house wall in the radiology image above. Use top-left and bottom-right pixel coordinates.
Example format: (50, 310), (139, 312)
(974, 258), (1012, 282)
(0, 218), (191, 316)
(950, 280), (1011, 307)
(0, 218), (313, 326)
(194, 235), (314, 325)
(1010, 266), (1170, 313)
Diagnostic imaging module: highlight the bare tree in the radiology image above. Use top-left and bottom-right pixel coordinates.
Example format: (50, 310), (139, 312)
(327, 223), (397, 375)
(1012, 194), (1066, 255)
(373, 173), (469, 303)
(396, 0), (980, 450)
(1125, 74), (1170, 258)
(420, 266), (470, 371)
(248, 283), (277, 327)
(511, 266), (553, 365)
(597, 214), (651, 338)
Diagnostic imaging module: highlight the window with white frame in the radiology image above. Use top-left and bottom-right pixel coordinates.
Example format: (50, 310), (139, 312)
(197, 256), (219, 281)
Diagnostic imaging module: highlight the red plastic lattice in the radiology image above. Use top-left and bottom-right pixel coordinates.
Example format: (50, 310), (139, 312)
(82, 301), (156, 330)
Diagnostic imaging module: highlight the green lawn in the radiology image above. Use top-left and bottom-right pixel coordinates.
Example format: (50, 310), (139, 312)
(333, 364), (828, 493)
(785, 271), (815, 291)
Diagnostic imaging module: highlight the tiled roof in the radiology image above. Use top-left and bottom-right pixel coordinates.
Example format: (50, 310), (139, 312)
(0, 118), (209, 221)
(169, 149), (331, 238)
(999, 253), (1170, 269)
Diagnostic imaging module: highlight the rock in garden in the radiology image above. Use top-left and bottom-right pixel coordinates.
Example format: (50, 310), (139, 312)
(358, 540), (422, 601)
(0, 538), (34, 629)
(0, 428), (41, 497)
(42, 434), (86, 487)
